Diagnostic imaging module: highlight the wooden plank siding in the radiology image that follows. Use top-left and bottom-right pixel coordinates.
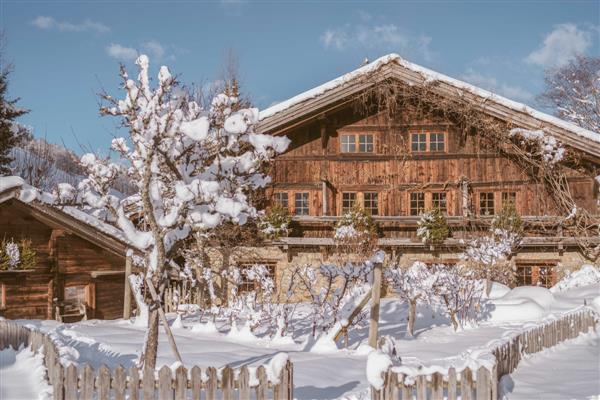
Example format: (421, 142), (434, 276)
(0, 199), (127, 320)
(269, 107), (598, 230)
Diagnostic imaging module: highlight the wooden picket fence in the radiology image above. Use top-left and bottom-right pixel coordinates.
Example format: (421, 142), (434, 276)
(372, 307), (598, 400)
(0, 320), (294, 400)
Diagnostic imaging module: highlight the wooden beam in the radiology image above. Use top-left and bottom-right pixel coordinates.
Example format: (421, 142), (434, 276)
(368, 262), (383, 349)
(123, 254), (132, 319)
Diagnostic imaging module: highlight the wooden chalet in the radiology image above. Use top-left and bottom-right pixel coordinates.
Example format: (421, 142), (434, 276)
(252, 54), (600, 288)
(0, 177), (136, 321)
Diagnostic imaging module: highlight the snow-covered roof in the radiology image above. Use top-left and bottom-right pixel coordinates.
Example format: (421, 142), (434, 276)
(0, 176), (138, 254)
(259, 54), (600, 148)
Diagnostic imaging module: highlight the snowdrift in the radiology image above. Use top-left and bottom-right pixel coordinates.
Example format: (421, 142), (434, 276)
(486, 286), (555, 323)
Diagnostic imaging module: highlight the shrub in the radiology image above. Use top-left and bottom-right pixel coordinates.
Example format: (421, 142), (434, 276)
(259, 204), (291, 240)
(417, 208), (450, 245)
(334, 205), (378, 254)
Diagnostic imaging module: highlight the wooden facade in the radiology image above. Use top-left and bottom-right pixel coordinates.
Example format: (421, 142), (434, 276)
(255, 55), (600, 287)
(0, 187), (133, 320)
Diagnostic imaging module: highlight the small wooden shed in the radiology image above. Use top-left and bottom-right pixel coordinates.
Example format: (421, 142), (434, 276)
(0, 177), (135, 321)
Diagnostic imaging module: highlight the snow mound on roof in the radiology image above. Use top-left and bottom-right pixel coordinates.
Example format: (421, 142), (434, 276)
(259, 54), (600, 145)
(487, 286), (555, 323)
(551, 265), (600, 293)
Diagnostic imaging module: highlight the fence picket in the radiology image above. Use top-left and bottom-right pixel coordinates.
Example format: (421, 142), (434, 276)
(222, 366), (234, 400)
(130, 365), (140, 400)
(190, 366), (202, 400)
(114, 365), (127, 400)
(205, 367), (217, 400)
(461, 368), (473, 400)
(239, 365), (250, 400)
(447, 367), (457, 400)
(159, 366), (173, 400)
(98, 365), (111, 400)
(256, 366), (267, 400)
(143, 367), (156, 400)
(65, 364), (78, 400)
(175, 365), (187, 400)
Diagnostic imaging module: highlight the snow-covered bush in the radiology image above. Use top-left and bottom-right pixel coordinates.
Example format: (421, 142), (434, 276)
(550, 264), (600, 293)
(432, 264), (485, 331)
(334, 206), (377, 255)
(288, 256), (377, 341)
(462, 213), (521, 293)
(0, 238), (36, 271)
(384, 261), (438, 337)
(259, 203), (291, 239)
(416, 208), (449, 245)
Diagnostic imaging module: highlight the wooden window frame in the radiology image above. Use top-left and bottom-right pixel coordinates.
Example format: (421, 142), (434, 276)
(294, 192), (310, 216)
(341, 192), (357, 213)
(516, 261), (557, 288)
(339, 133), (375, 154)
(409, 192), (426, 216)
(431, 192), (448, 214)
(479, 192), (495, 216)
(409, 130), (447, 153)
(358, 134), (374, 153)
(363, 192), (379, 216)
(516, 265), (533, 286)
(236, 262), (277, 294)
(273, 192), (289, 209)
(501, 191), (517, 207)
(340, 134), (357, 153)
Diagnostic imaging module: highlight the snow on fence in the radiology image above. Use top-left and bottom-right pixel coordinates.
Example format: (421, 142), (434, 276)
(163, 282), (205, 313)
(371, 307), (598, 400)
(0, 320), (294, 400)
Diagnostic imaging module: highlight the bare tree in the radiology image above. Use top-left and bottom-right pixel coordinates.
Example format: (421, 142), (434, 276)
(538, 55), (600, 132)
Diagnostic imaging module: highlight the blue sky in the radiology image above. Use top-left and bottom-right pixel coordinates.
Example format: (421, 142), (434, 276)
(1, 0), (599, 154)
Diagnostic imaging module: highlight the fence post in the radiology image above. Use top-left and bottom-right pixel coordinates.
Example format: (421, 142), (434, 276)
(53, 362), (65, 400)
(368, 262), (383, 349)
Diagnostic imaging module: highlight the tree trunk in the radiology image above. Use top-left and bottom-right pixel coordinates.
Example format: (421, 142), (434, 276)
(144, 307), (160, 371)
(485, 278), (492, 297)
(450, 312), (459, 331)
(406, 299), (417, 338)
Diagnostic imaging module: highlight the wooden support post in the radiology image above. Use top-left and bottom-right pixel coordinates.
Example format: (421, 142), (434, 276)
(145, 278), (184, 364)
(368, 262), (383, 349)
(123, 253), (133, 319)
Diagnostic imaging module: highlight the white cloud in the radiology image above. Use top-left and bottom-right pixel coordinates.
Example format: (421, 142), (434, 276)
(106, 43), (138, 62)
(319, 21), (434, 61)
(460, 69), (533, 102)
(526, 23), (592, 68)
(106, 41), (173, 63)
(31, 16), (110, 34)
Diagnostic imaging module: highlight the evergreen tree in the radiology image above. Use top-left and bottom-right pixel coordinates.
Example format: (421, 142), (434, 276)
(0, 56), (29, 175)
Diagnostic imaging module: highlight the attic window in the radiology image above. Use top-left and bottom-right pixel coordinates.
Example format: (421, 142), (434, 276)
(410, 131), (446, 153)
(340, 134), (374, 153)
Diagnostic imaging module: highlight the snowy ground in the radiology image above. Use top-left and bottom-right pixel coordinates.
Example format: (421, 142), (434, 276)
(500, 330), (600, 400)
(0, 346), (52, 400)
(10, 276), (598, 400)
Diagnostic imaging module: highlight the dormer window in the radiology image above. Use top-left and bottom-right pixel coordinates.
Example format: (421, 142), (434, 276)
(340, 134), (374, 153)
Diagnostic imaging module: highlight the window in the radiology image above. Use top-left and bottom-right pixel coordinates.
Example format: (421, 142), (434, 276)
(502, 192), (517, 207)
(342, 192), (357, 213)
(364, 192), (379, 215)
(410, 131), (446, 152)
(294, 192), (309, 215)
(411, 132), (427, 152)
(237, 263), (276, 294)
(429, 132), (446, 152)
(516, 266), (532, 286)
(479, 192), (495, 215)
(340, 134), (374, 153)
(538, 267), (553, 288)
(340, 135), (356, 153)
(410, 192), (425, 216)
(359, 135), (374, 153)
(431, 192), (447, 213)
(274, 192), (288, 208)
(64, 285), (87, 304)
